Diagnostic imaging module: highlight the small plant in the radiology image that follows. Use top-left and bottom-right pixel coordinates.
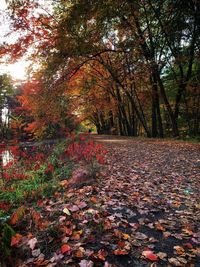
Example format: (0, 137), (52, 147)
(64, 133), (107, 177)
(0, 223), (15, 259)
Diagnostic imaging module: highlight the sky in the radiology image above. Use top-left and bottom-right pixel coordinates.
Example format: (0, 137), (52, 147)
(0, 0), (31, 80)
(0, 0), (54, 81)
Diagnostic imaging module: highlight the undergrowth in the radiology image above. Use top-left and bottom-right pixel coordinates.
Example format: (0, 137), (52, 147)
(0, 133), (106, 262)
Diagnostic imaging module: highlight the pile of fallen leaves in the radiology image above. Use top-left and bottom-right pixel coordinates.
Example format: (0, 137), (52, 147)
(1, 136), (200, 266)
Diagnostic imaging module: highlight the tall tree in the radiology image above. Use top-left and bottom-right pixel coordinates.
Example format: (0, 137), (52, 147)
(1, 0), (199, 138)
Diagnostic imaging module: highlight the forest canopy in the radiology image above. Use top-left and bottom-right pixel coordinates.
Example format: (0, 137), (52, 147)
(1, 0), (200, 139)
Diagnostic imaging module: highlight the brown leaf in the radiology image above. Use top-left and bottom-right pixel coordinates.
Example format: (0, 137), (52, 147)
(168, 258), (182, 266)
(174, 245), (185, 255)
(74, 247), (85, 258)
(9, 206), (26, 225)
(31, 209), (42, 226)
(157, 252), (167, 260)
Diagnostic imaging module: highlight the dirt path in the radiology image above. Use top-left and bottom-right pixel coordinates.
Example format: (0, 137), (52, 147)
(8, 136), (200, 267)
(92, 135), (200, 266)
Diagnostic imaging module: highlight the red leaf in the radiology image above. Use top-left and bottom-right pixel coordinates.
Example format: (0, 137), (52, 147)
(113, 249), (129, 255)
(142, 250), (158, 261)
(61, 244), (71, 254)
(11, 233), (23, 246)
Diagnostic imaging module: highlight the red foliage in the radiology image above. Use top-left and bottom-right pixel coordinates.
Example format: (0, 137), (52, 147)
(44, 163), (54, 175)
(65, 135), (107, 165)
(0, 202), (11, 211)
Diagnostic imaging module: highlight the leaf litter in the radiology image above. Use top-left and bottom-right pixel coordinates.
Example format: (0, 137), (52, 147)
(6, 136), (200, 266)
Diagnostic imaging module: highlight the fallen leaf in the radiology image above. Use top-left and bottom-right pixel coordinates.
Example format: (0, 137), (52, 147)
(59, 216), (66, 223)
(33, 259), (49, 266)
(69, 205), (79, 212)
(157, 252), (167, 259)
(63, 208), (71, 215)
(28, 237), (38, 250)
(183, 243), (193, 249)
(113, 249), (129, 255)
(32, 249), (41, 257)
(61, 244), (71, 254)
(78, 201), (87, 209)
(62, 237), (70, 243)
(163, 231), (171, 238)
(104, 262), (114, 267)
(59, 180), (68, 186)
(155, 222), (165, 231)
(142, 250), (158, 261)
(103, 219), (112, 230)
(31, 209), (41, 225)
(11, 233), (23, 246)
(79, 259), (94, 267)
(122, 233), (130, 240)
(74, 247), (85, 258)
(135, 232), (148, 240)
(97, 249), (108, 260)
(168, 257), (182, 266)
(176, 257), (187, 264)
(72, 229), (83, 240)
(90, 196), (98, 203)
(49, 253), (64, 263)
(182, 228), (194, 236)
(174, 245), (185, 255)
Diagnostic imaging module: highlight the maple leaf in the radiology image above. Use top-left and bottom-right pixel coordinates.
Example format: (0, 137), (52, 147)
(61, 244), (71, 254)
(11, 233), (23, 246)
(96, 249), (108, 261)
(74, 247), (85, 258)
(142, 250), (158, 261)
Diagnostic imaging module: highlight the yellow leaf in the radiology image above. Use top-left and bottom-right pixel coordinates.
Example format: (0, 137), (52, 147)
(63, 208), (71, 215)
(122, 233), (130, 240)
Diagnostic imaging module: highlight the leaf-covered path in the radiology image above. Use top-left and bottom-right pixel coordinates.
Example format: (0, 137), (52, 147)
(93, 135), (200, 266)
(8, 136), (200, 267)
